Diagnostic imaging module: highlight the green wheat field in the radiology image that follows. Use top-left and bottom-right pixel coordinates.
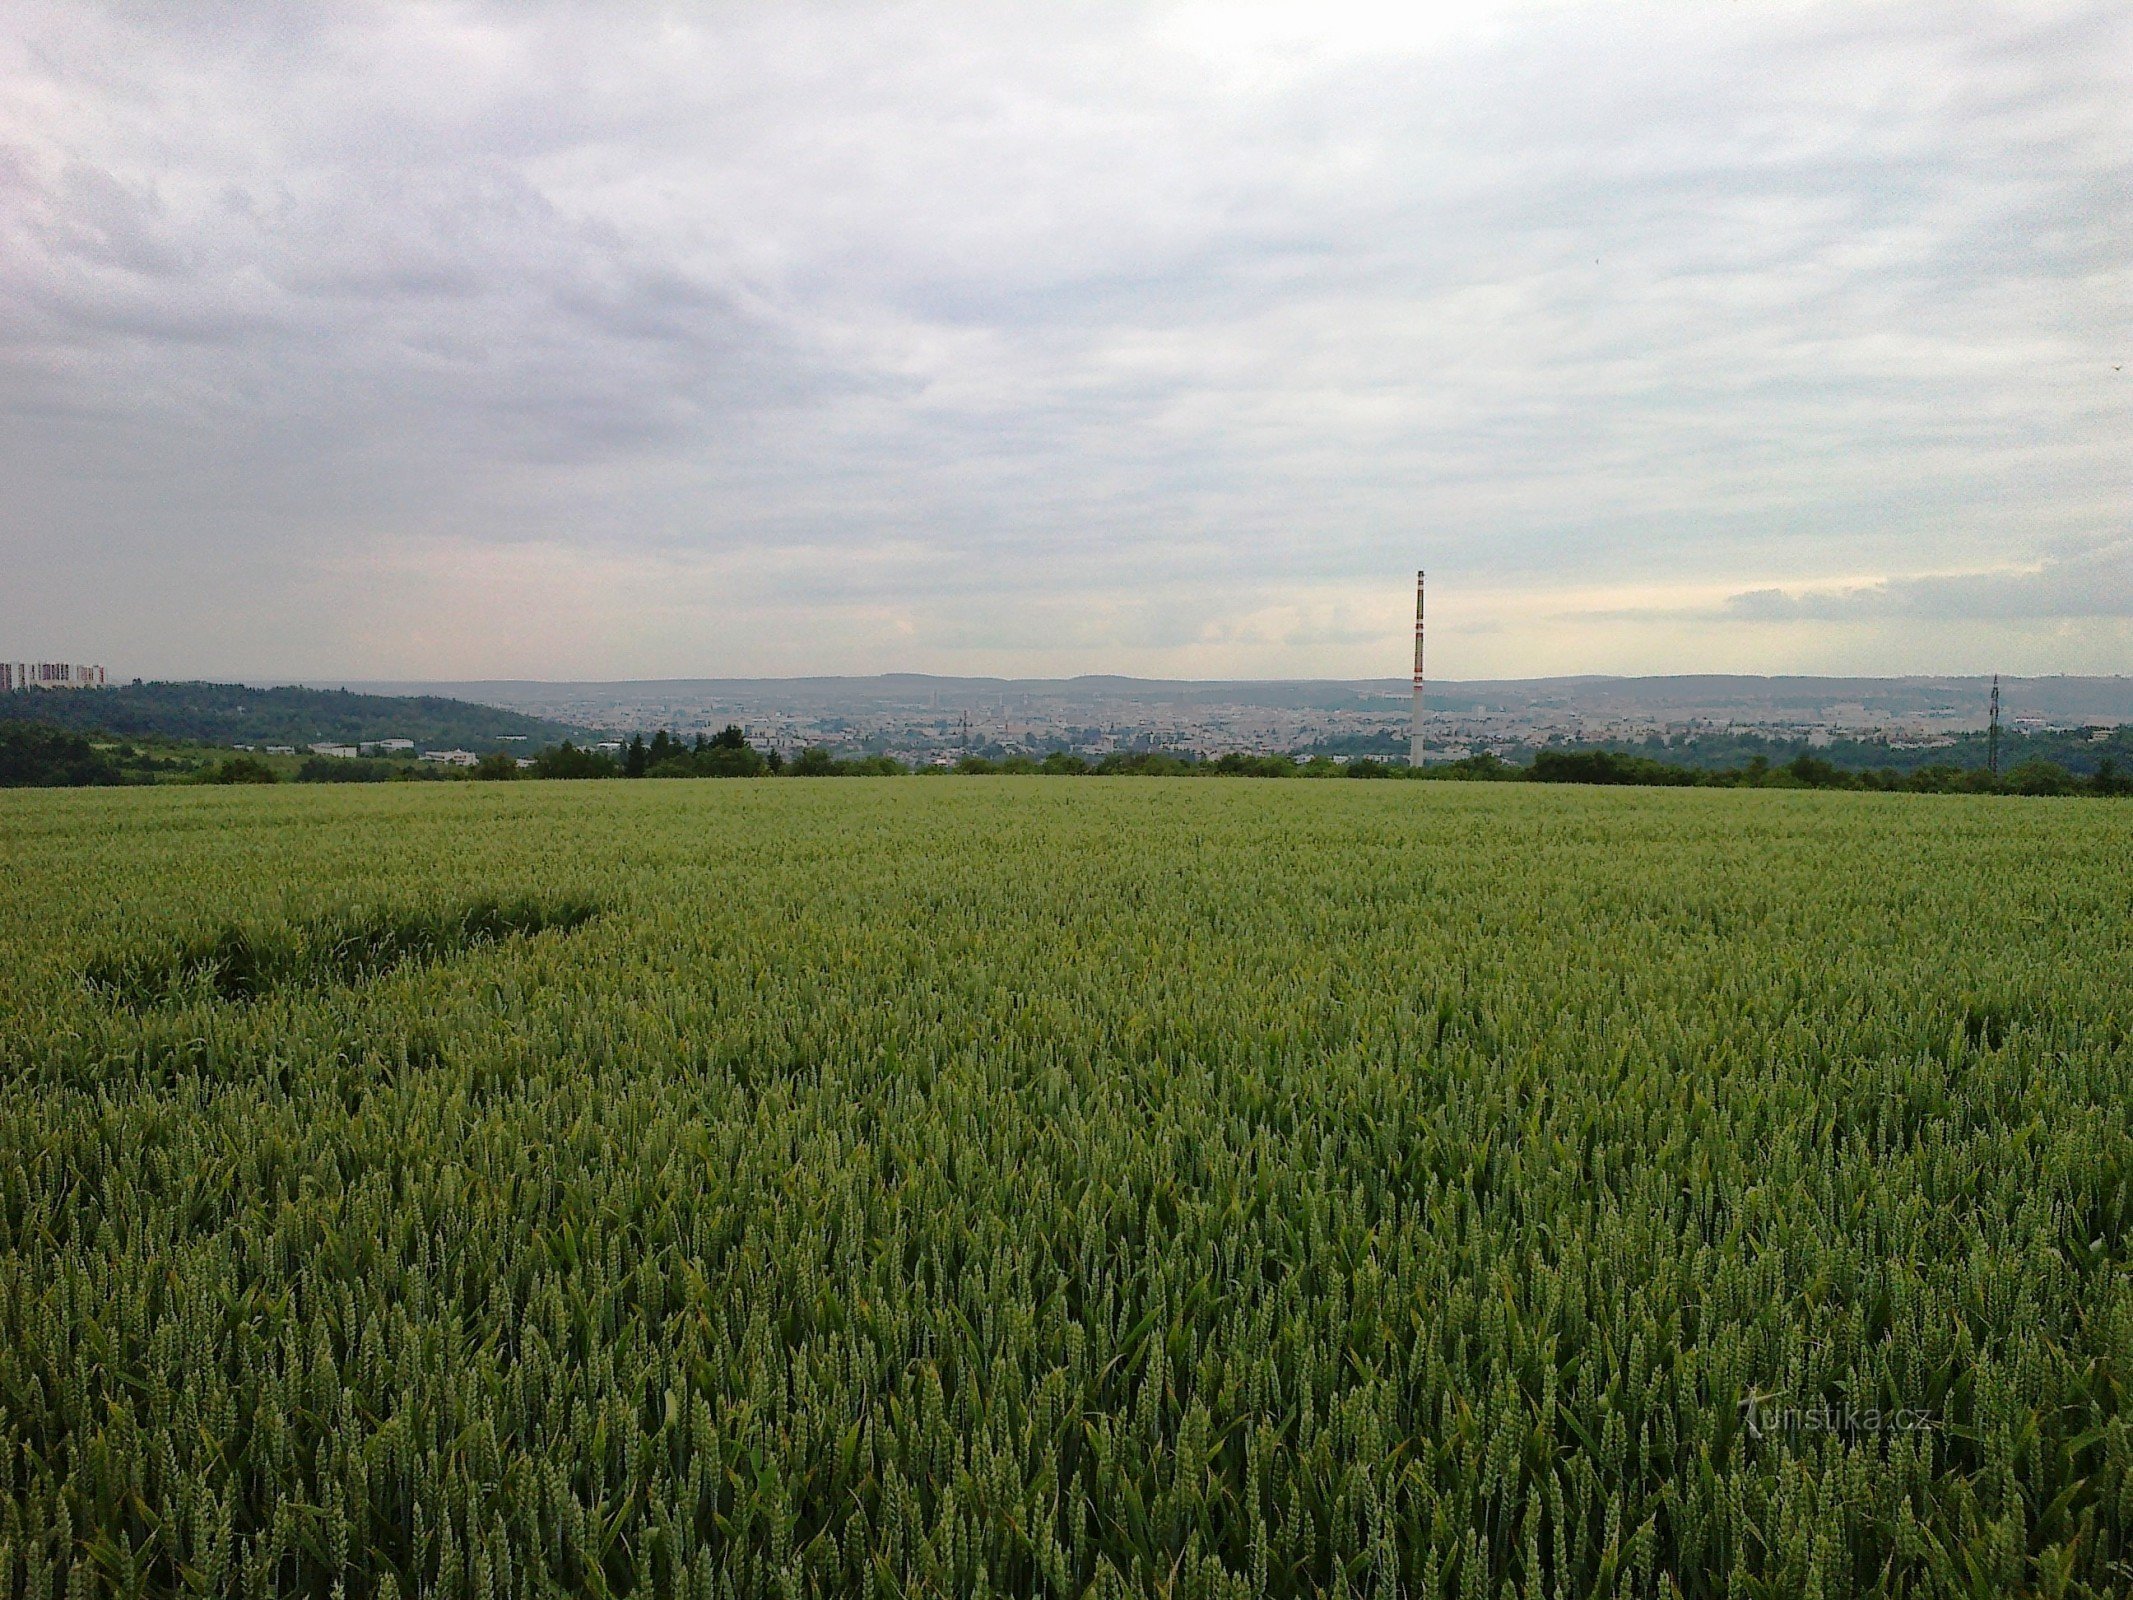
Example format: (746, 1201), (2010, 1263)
(5, 779), (2133, 1599)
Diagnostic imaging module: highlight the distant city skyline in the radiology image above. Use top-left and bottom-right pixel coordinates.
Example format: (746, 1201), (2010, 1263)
(3, 3), (2128, 682)
(278, 670), (2131, 769)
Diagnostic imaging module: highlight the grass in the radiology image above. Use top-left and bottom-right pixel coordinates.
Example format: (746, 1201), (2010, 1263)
(81, 896), (602, 1008)
(2, 779), (2131, 1598)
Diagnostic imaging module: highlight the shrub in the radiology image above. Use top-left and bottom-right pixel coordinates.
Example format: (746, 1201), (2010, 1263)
(1213, 752), (1298, 777)
(1097, 751), (1197, 776)
(1529, 748), (1698, 786)
(297, 756), (398, 783)
(1428, 752), (1516, 782)
(197, 755), (280, 784)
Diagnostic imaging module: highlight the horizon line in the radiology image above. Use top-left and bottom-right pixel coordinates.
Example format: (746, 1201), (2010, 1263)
(257, 669), (2129, 689)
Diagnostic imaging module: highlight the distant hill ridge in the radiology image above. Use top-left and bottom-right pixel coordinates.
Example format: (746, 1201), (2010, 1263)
(332, 672), (2133, 722)
(4, 681), (587, 750)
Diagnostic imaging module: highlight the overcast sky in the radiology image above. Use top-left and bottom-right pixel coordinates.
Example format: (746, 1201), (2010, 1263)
(3, 2), (2127, 681)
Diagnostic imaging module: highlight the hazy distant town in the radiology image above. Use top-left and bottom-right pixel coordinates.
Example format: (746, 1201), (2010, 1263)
(325, 674), (2133, 768)
(14, 667), (2131, 777)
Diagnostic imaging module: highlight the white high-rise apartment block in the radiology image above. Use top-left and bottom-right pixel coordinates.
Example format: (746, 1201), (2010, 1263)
(3, 662), (108, 691)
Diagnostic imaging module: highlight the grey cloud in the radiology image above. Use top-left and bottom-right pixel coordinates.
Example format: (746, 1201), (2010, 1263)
(0, 1), (2128, 677)
(37, 162), (192, 279)
(1726, 541), (2133, 622)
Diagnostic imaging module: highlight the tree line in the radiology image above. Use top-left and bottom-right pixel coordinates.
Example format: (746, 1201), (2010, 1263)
(7, 717), (2128, 796)
(502, 735), (2133, 796)
(0, 723), (195, 787)
(3, 678), (576, 748)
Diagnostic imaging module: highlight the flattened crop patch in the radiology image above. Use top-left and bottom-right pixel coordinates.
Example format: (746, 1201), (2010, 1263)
(84, 896), (601, 1008)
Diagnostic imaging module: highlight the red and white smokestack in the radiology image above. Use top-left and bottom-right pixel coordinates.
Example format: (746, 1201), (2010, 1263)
(1410, 570), (1425, 767)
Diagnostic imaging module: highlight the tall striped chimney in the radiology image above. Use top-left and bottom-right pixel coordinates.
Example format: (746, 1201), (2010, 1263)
(1410, 569), (1426, 768)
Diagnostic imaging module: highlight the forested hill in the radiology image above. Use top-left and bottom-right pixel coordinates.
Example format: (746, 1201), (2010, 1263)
(5, 681), (584, 750)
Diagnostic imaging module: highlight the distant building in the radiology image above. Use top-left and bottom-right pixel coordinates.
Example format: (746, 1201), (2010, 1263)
(362, 738), (415, 753)
(265, 746), (295, 756)
(308, 743), (359, 758)
(421, 749), (479, 766)
(4, 662), (107, 691)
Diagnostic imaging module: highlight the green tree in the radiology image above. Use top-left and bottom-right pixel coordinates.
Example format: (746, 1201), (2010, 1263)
(198, 755), (279, 785)
(1530, 750), (1698, 787)
(2006, 759), (2078, 796)
(1786, 753), (1845, 788)
(1430, 752), (1512, 782)
(297, 756), (396, 783)
(653, 744), (767, 778)
(0, 721), (127, 787)
(530, 741), (618, 780)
